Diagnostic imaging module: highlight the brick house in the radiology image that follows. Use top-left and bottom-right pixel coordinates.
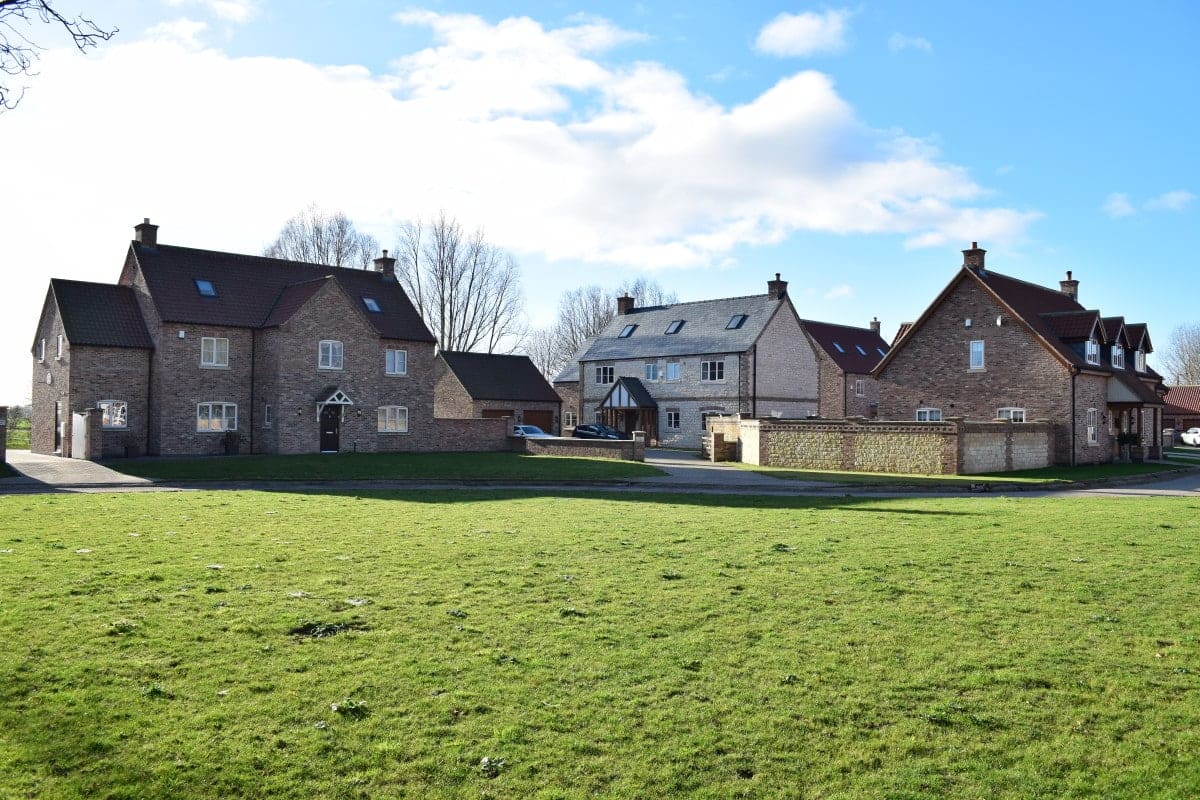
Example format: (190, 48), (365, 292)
(798, 318), (889, 418)
(1163, 386), (1200, 432)
(435, 351), (562, 433)
(552, 362), (581, 433)
(874, 243), (1165, 465)
(30, 219), (506, 457)
(576, 275), (824, 447)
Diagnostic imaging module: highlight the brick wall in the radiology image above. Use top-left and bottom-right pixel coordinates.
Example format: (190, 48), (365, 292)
(516, 432), (645, 461)
(877, 273), (1081, 464)
(30, 293), (69, 455)
(815, 353), (844, 417)
(433, 360), (475, 419)
(728, 417), (1053, 474)
(749, 302), (821, 418)
(844, 372), (880, 418)
(554, 380), (580, 429)
(0, 406), (7, 463)
(425, 417), (510, 452)
(67, 346), (151, 457)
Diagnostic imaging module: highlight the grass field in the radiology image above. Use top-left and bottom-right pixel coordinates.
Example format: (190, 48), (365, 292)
(2, 490), (1198, 798)
(106, 451), (664, 481)
(742, 460), (1189, 486)
(5, 419), (30, 450)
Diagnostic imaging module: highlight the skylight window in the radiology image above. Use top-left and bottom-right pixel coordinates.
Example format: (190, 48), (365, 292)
(363, 297), (381, 313)
(665, 320), (685, 335)
(855, 345), (867, 355)
(877, 347), (886, 357)
(618, 324), (638, 338)
(726, 314), (748, 330)
(194, 279), (217, 297)
(832, 342), (845, 353)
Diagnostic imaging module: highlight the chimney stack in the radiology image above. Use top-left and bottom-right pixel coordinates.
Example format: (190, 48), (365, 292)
(373, 249), (397, 281)
(767, 272), (788, 300)
(1059, 270), (1079, 301)
(134, 218), (158, 248)
(869, 317), (881, 336)
(616, 294), (635, 315)
(962, 241), (986, 271)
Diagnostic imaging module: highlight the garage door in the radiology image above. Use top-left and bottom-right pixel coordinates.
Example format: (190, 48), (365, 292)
(482, 409), (515, 419)
(523, 410), (554, 433)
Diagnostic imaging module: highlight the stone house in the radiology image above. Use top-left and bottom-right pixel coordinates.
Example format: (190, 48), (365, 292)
(874, 243), (1164, 465)
(797, 318), (890, 418)
(435, 351), (562, 433)
(30, 219), (504, 457)
(576, 275), (824, 447)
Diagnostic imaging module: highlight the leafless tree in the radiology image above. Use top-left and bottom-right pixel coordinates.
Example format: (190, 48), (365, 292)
(524, 327), (564, 379)
(1159, 323), (1200, 385)
(264, 205), (379, 270)
(617, 277), (677, 308)
(1, 1), (116, 111)
(396, 212), (527, 353)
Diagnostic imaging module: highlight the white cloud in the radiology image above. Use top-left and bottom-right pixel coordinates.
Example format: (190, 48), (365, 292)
(165, 0), (260, 24)
(1145, 189), (1195, 211)
(824, 284), (855, 300)
(145, 18), (209, 48)
(755, 9), (851, 57)
(1102, 192), (1135, 218)
(888, 33), (932, 54)
(0, 9), (1037, 403)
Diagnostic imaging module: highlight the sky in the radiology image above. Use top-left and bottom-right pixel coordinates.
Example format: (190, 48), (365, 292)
(2, 1), (1197, 404)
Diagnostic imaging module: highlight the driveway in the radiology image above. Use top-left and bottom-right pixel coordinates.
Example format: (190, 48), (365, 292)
(641, 448), (832, 491)
(1, 450), (156, 493)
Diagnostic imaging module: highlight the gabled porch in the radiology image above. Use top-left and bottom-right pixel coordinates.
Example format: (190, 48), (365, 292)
(598, 377), (658, 442)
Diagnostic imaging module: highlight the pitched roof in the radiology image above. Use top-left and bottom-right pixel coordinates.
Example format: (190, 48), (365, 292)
(798, 319), (889, 373)
(553, 337), (595, 383)
(1125, 323), (1153, 353)
(1100, 316), (1130, 347)
(1040, 309), (1100, 342)
(600, 376), (658, 408)
(1110, 370), (1163, 405)
(1164, 386), (1200, 414)
(50, 279), (154, 349)
(440, 351), (562, 403)
(892, 322), (913, 346)
(129, 242), (435, 342)
(580, 293), (785, 361)
(262, 277), (331, 328)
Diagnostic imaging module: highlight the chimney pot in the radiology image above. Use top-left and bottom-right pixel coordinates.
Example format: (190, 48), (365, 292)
(1059, 270), (1079, 301)
(767, 273), (788, 300)
(962, 241), (986, 271)
(134, 218), (159, 248)
(373, 250), (397, 280)
(869, 317), (881, 335)
(616, 294), (635, 315)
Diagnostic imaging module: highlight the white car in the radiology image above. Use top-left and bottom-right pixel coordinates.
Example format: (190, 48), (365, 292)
(1181, 428), (1200, 446)
(512, 424), (554, 439)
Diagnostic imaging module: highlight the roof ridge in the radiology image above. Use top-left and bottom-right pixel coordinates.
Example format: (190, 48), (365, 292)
(1039, 308), (1100, 317)
(984, 267), (1076, 297)
(144, 242), (381, 277)
(51, 277), (133, 290)
(627, 292), (774, 313)
(798, 318), (878, 333)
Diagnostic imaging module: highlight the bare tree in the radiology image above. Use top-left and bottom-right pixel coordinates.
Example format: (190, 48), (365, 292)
(1159, 323), (1200, 385)
(396, 212), (527, 353)
(1, 1), (116, 111)
(264, 205), (379, 269)
(617, 277), (677, 308)
(524, 327), (564, 379)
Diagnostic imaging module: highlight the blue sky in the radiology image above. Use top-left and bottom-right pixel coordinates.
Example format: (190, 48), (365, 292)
(2, 1), (1197, 402)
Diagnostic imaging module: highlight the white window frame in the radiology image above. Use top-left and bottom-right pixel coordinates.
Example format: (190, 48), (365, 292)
(969, 340), (985, 370)
(37, 338), (45, 363)
(98, 400), (128, 429)
(665, 410), (681, 429)
(665, 360), (681, 381)
(854, 379), (865, 397)
(1085, 339), (1100, 366)
(200, 336), (229, 368)
(1087, 408), (1099, 445)
(319, 340), (344, 370)
(595, 365), (614, 384)
(916, 408), (942, 422)
(386, 348), (408, 376)
(197, 402), (237, 432)
(378, 405), (409, 433)
(563, 410), (577, 428)
(1135, 349), (1146, 372)
(997, 407), (1026, 423)
(263, 403), (273, 429)
(700, 359), (725, 382)
(644, 362), (659, 382)
(1111, 346), (1124, 369)
(56, 334), (64, 361)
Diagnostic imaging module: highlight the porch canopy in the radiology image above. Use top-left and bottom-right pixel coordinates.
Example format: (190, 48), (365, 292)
(599, 376), (657, 441)
(315, 386), (353, 419)
(1107, 372), (1165, 453)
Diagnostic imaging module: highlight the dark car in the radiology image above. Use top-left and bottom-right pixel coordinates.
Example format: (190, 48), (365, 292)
(572, 423), (625, 440)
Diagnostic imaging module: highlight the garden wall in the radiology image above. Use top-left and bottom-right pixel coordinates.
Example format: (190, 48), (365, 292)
(0, 406), (7, 464)
(725, 417), (1053, 475)
(514, 432), (645, 462)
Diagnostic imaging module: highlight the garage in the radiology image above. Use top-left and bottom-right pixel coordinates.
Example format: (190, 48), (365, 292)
(522, 410), (554, 432)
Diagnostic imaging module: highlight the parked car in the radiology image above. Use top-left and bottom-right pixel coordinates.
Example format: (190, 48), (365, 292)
(512, 424), (554, 439)
(1181, 428), (1200, 446)
(572, 423), (625, 440)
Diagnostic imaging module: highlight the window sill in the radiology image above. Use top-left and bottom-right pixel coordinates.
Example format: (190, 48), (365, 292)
(318, 366), (344, 372)
(385, 372), (408, 377)
(196, 429), (238, 434)
(967, 367), (986, 373)
(200, 364), (230, 370)
(378, 430), (410, 435)
(101, 426), (129, 431)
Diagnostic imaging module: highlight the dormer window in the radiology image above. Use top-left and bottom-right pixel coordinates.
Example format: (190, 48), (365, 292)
(665, 320), (685, 335)
(726, 314), (748, 330)
(618, 324), (638, 338)
(832, 342), (845, 353)
(1085, 339), (1100, 365)
(1135, 349), (1146, 372)
(855, 345), (867, 355)
(1111, 346), (1125, 369)
(362, 297), (381, 313)
(194, 279), (217, 297)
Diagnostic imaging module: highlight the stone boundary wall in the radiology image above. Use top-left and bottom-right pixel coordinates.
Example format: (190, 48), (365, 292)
(422, 417), (510, 452)
(723, 416), (1053, 475)
(0, 406), (7, 464)
(515, 432), (645, 462)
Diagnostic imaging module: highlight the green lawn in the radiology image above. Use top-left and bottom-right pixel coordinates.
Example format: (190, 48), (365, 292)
(741, 460), (1190, 487)
(2, 490), (1198, 798)
(5, 419), (30, 450)
(106, 451), (663, 481)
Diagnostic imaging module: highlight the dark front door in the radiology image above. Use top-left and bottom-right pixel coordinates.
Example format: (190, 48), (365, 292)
(319, 405), (341, 452)
(54, 402), (63, 453)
